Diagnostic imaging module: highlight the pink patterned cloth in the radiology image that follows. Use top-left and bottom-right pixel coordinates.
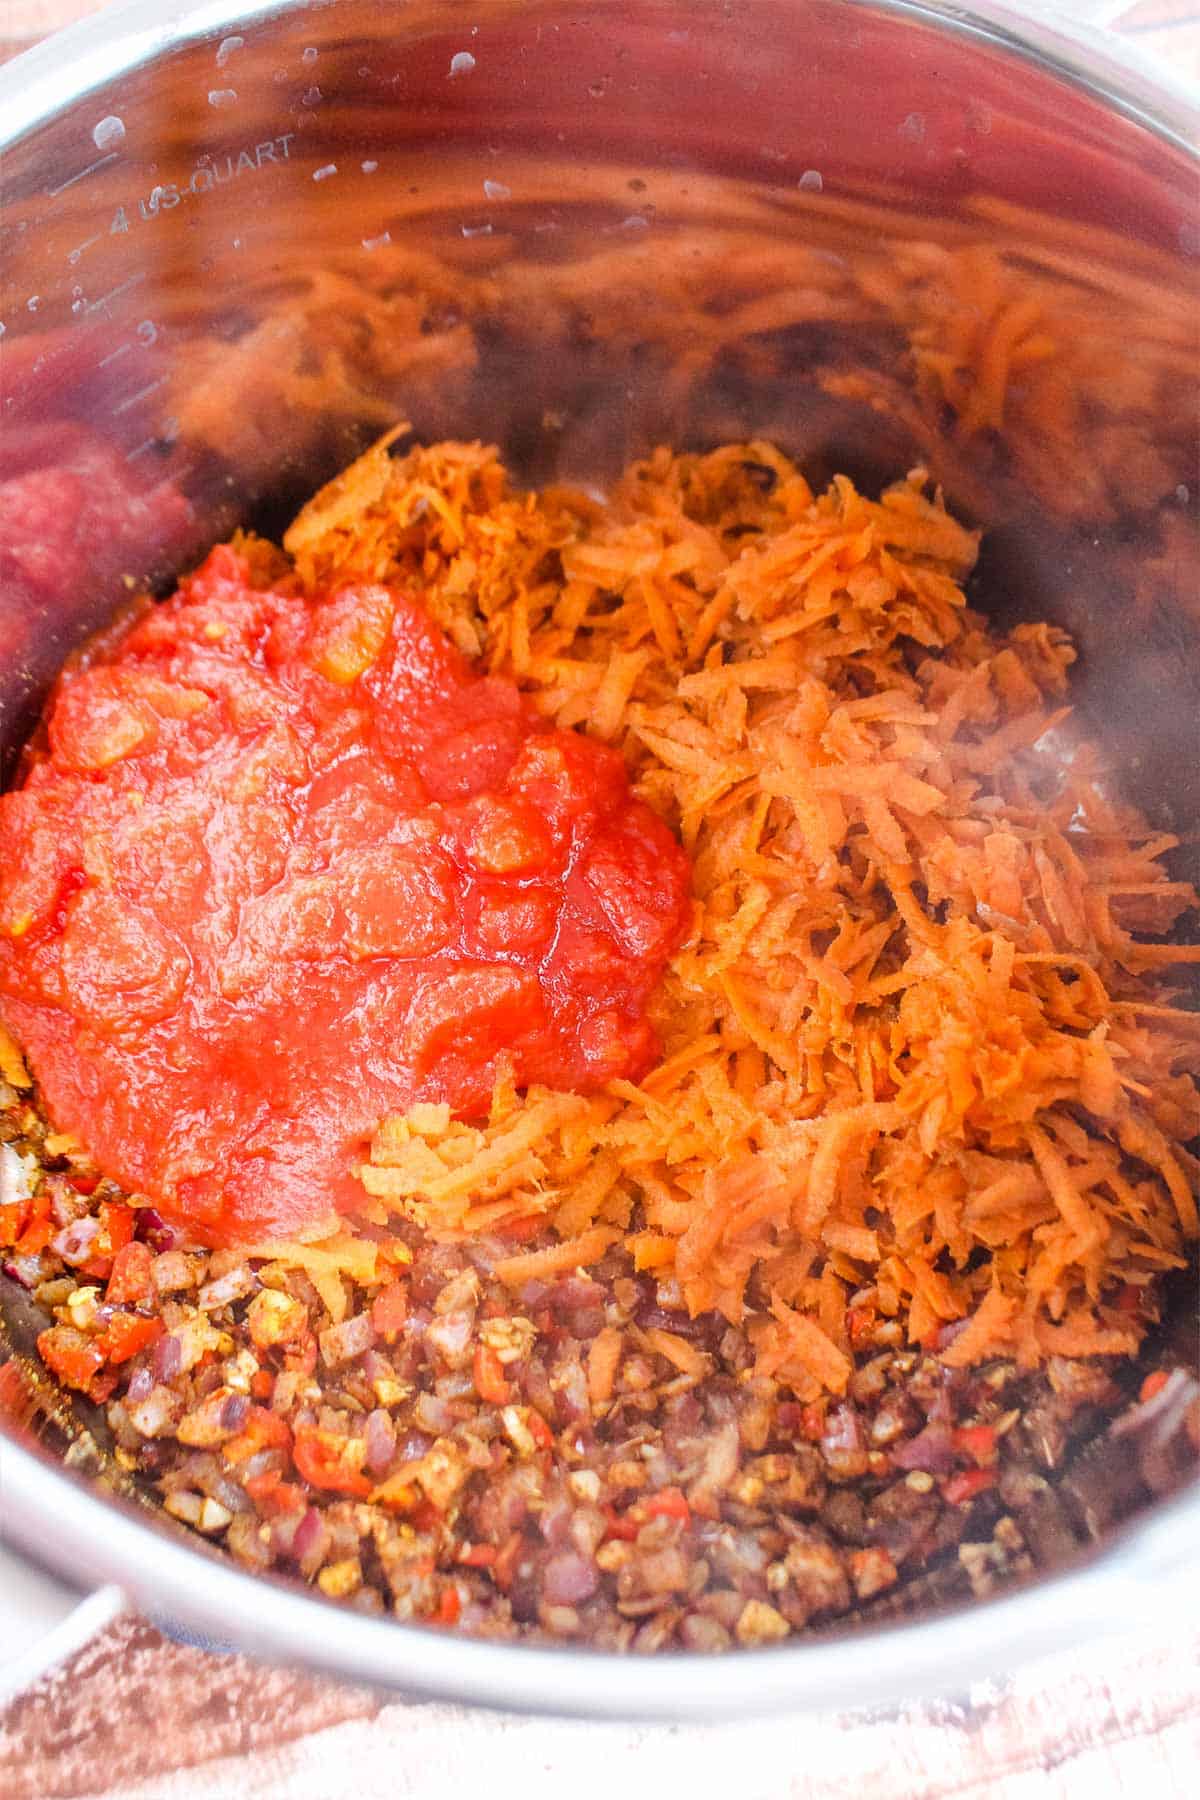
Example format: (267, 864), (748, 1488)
(1, 1614), (1198, 1799)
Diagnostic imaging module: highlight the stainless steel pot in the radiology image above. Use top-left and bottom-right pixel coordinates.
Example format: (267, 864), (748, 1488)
(0, 0), (1196, 1718)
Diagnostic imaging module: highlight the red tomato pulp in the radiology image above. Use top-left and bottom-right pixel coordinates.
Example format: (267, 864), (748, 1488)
(0, 548), (690, 1243)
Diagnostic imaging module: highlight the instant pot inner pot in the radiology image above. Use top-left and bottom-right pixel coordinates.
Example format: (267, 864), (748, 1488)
(0, 0), (1196, 1649)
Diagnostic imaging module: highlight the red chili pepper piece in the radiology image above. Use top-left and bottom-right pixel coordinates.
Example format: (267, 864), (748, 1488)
(1140, 1369), (1170, 1404)
(244, 1470), (306, 1516)
(0, 1359), (36, 1426)
(370, 1280), (408, 1344)
(37, 1326), (105, 1391)
(846, 1306), (877, 1349)
(457, 1542), (498, 1568)
(951, 1424), (997, 1466)
(96, 1312), (163, 1364)
(642, 1486), (690, 1524)
(292, 1424), (371, 1497)
(223, 1404), (293, 1465)
(15, 1193), (54, 1256)
(798, 1402), (826, 1442)
(105, 1240), (154, 1306)
(0, 1201), (26, 1248)
(527, 1409), (554, 1449)
(99, 1201), (136, 1255)
(602, 1506), (640, 1543)
(942, 1467), (996, 1506)
(283, 1331), (318, 1376)
(472, 1342), (511, 1406)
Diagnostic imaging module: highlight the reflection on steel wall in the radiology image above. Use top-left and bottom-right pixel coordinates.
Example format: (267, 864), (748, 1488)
(0, 0), (1196, 824)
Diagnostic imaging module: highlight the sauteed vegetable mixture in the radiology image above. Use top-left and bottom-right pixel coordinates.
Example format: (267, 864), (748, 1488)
(0, 435), (1196, 1646)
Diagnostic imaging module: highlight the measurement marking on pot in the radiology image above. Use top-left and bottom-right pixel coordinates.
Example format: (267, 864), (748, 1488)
(86, 273), (145, 316)
(124, 436), (161, 463)
(112, 375), (167, 417)
(98, 342), (132, 368)
(47, 151), (120, 199)
(105, 136), (296, 236)
(68, 233), (104, 265)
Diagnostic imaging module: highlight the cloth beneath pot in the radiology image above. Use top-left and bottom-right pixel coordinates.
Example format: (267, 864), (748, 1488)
(2, 1612), (1197, 1800)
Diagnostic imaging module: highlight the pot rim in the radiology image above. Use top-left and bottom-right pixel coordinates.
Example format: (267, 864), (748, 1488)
(0, 0), (1196, 156)
(3, 1426), (1198, 1718)
(0, 0), (1196, 1716)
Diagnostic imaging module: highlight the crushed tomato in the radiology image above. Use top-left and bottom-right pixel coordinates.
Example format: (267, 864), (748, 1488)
(0, 546), (690, 1245)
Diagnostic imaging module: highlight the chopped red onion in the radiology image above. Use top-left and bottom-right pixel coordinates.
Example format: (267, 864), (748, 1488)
(152, 1332), (183, 1383)
(291, 1506), (331, 1576)
(425, 1311), (473, 1365)
(151, 1250), (195, 1295)
(126, 1365), (155, 1403)
(552, 1275), (602, 1313)
(634, 1301), (706, 1340)
(220, 1392), (250, 1432)
(197, 1265), (257, 1311)
(397, 1427), (434, 1462)
(414, 1392), (455, 1434)
(821, 1404), (863, 1455)
(50, 1216), (101, 1267)
(696, 1419), (740, 1493)
(136, 1208), (184, 1253)
(127, 1383), (183, 1438)
(46, 1179), (84, 1228)
(891, 1421), (957, 1474)
(538, 1495), (573, 1546)
(319, 1311), (375, 1367)
(2, 1257), (37, 1290)
(542, 1550), (599, 1606)
(0, 1144), (32, 1210)
(239, 1449), (276, 1483)
(365, 1407), (396, 1474)
(178, 1388), (244, 1448)
(568, 1506), (607, 1559)
(269, 1509), (306, 1558)
(291, 1507), (325, 1559)
(555, 1358), (590, 1425)
(209, 1472), (253, 1515)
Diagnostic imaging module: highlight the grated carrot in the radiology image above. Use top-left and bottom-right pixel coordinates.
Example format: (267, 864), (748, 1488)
(940, 1287), (1016, 1368)
(493, 1227), (619, 1287)
(642, 1327), (710, 1380)
(298, 434), (1200, 1392)
(587, 1325), (623, 1405)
